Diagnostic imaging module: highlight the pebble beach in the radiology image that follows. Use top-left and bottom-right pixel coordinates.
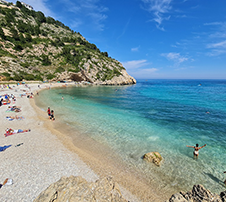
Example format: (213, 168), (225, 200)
(0, 82), (144, 202)
(0, 83), (100, 201)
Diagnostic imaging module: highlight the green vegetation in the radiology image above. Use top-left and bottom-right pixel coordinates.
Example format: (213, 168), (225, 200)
(0, 1), (126, 83)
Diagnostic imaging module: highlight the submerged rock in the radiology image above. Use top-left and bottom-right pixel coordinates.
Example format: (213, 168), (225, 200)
(166, 184), (226, 202)
(143, 151), (163, 167)
(34, 176), (128, 202)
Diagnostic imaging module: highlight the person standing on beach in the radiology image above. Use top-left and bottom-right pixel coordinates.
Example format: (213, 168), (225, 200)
(50, 110), (55, 121)
(47, 107), (51, 117)
(186, 144), (207, 159)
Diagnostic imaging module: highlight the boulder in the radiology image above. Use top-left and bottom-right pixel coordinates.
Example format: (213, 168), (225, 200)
(166, 184), (224, 202)
(143, 152), (163, 167)
(34, 176), (128, 202)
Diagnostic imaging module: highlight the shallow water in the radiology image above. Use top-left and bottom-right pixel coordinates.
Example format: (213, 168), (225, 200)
(36, 79), (226, 194)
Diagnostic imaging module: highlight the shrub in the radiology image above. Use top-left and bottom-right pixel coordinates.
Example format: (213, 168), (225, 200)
(54, 66), (65, 73)
(46, 73), (55, 80)
(41, 54), (51, 66)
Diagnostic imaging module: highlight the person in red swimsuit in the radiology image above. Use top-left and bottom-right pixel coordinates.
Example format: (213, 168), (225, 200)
(47, 107), (51, 117)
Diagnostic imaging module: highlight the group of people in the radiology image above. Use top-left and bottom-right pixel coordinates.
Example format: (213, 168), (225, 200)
(0, 93), (16, 107)
(47, 107), (55, 121)
(1, 86), (31, 138)
(0, 84), (12, 89)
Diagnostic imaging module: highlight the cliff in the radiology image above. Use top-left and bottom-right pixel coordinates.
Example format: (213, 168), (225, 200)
(0, 1), (136, 85)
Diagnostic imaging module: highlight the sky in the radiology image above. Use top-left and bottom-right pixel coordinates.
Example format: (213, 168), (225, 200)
(9, 0), (226, 79)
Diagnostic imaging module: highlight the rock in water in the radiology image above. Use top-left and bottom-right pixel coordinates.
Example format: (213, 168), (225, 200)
(34, 176), (128, 202)
(143, 152), (163, 167)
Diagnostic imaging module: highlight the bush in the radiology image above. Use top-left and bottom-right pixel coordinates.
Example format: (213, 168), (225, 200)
(54, 66), (65, 73)
(46, 73), (55, 80)
(24, 74), (35, 80)
(41, 54), (51, 66)
(13, 73), (23, 81)
(14, 43), (23, 51)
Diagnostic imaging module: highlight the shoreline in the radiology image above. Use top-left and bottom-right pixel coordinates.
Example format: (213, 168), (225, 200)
(33, 83), (174, 201)
(0, 82), (170, 201)
(0, 83), (101, 201)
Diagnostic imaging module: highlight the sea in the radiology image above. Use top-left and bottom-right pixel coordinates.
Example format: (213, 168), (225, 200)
(35, 79), (226, 195)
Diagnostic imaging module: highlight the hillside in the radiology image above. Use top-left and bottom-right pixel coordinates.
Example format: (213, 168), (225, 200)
(0, 1), (136, 85)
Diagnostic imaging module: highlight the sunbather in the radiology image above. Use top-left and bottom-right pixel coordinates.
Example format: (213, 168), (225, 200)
(6, 116), (24, 120)
(7, 106), (21, 112)
(5, 128), (31, 137)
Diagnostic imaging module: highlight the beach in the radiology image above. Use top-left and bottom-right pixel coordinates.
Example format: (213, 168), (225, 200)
(1, 80), (226, 201)
(0, 82), (164, 202)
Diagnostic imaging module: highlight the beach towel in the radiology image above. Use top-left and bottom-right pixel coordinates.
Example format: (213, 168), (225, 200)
(6, 117), (14, 121)
(0, 145), (12, 152)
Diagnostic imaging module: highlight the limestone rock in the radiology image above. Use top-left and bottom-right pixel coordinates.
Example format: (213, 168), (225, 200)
(34, 176), (128, 202)
(166, 184), (224, 202)
(143, 152), (163, 167)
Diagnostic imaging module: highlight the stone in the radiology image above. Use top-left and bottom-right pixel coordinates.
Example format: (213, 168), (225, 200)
(143, 151), (163, 167)
(166, 184), (224, 202)
(34, 176), (128, 202)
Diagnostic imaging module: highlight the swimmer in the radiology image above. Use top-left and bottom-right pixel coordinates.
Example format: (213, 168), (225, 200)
(186, 143), (206, 159)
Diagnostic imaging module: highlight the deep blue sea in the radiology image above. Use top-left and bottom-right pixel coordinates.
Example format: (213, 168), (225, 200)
(36, 79), (226, 194)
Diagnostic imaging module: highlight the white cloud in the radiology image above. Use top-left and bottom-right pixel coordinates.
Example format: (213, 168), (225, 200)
(57, 0), (108, 31)
(205, 22), (226, 56)
(121, 60), (149, 69)
(131, 46), (140, 52)
(121, 60), (158, 78)
(207, 40), (226, 49)
(161, 52), (188, 64)
(141, 0), (172, 30)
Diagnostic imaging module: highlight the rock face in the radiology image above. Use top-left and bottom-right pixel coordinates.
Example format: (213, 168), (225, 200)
(53, 69), (136, 85)
(34, 176), (128, 202)
(166, 184), (226, 202)
(143, 152), (163, 167)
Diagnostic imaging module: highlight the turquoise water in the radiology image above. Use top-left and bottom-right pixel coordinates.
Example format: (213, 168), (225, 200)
(36, 79), (226, 194)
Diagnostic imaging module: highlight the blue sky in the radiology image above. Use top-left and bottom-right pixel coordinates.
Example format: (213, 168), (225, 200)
(10, 0), (226, 79)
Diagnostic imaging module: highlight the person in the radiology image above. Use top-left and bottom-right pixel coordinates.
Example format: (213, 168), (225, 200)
(186, 144), (207, 159)
(224, 171), (226, 185)
(0, 98), (3, 107)
(5, 128), (30, 137)
(47, 107), (51, 117)
(50, 110), (55, 121)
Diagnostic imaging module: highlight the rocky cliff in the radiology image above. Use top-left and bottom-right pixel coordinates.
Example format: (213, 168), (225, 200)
(0, 1), (136, 85)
